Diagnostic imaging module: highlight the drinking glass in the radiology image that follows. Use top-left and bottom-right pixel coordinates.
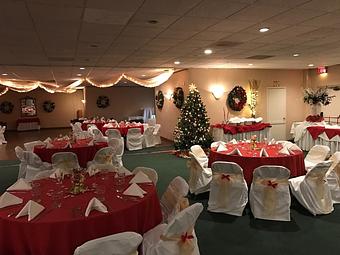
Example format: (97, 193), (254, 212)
(52, 191), (63, 208)
(31, 182), (42, 203)
(114, 171), (125, 198)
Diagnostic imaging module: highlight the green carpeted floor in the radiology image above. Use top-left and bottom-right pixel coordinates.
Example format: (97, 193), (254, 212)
(1, 146), (339, 255)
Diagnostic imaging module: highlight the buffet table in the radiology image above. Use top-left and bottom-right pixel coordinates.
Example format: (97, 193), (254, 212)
(17, 117), (40, 131)
(211, 123), (271, 142)
(209, 142), (305, 184)
(0, 173), (162, 255)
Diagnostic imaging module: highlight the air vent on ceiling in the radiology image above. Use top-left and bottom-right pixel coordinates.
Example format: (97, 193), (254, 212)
(214, 41), (243, 47)
(48, 57), (74, 62)
(246, 55), (274, 60)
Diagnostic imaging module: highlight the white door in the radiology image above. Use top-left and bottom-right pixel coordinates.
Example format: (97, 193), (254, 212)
(267, 87), (287, 140)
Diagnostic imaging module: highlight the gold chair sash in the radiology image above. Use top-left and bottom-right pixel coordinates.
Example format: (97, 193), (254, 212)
(213, 173), (243, 207)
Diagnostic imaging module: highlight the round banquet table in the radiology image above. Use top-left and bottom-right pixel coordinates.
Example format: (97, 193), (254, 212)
(0, 173), (162, 255)
(209, 142), (306, 185)
(101, 125), (144, 137)
(33, 142), (108, 168)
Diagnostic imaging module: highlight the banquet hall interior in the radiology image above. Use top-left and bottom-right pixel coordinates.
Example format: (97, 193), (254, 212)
(1, 0), (340, 255)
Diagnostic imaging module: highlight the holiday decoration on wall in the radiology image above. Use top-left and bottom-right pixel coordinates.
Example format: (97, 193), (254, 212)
(96, 96), (110, 108)
(248, 80), (260, 117)
(173, 87), (185, 109)
(227, 86), (247, 111)
(155, 90), (164, 109)
(43, 100), (55, 113)
(0, 101), (14, 114)
(173, 84), (212, 151)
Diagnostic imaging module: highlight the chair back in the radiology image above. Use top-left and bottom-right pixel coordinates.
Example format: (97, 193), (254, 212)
(190, 145), (207, 159)
(93, 147), (115, 164)
(127, 128), (142, 137)
(188, 152), (212, 195)
(24, 141), (45, 152)
(126, 128), (143, 151)
(305, 145), (330, 164)
(74, 131), (93, 140)
(106, 129), (122, 139)
(71, 122), (83, 133)
(132, 167), (158, 184)
(74, 231), (142, 255)
(153, 124), (161, 135)
(52, 152), (80, 173)
(108, 138), (124, 156)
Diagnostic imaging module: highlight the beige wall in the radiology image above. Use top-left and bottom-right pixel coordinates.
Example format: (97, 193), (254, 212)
(309, 64), (340, 88)
(0, 89), (84, 130)
(85, 86), (155, 121)
(156, 68), (307, 140)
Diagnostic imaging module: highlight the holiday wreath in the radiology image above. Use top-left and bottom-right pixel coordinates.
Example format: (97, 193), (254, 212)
(173, 87), (184, 109)
(96, 96), (109, 108)
(227, 86), (247, 111)
(0, 101), (14, 114)
(43, 100), (55, 113)
(155, 90), (164, 109)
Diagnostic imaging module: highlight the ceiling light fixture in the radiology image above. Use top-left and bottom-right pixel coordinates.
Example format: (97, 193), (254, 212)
(293, 53), (300, 57)
(141, 74), (146, 77)
(77, 74), (82, 76)
(248, 63), (253, 66)
(79, 67), (85, 70)
(174, 61), (181, 65)
(204, 49), (213, 55)
(1, 73), (8, 76)
(259, 27), (270, 33)
(148, 20), (159, 24)
(308, 64), (314, 67)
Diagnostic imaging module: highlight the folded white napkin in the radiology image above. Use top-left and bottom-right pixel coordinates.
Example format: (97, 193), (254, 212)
(7, 178), (32, 191)
(229, 139), (238, 144)
(278, 147), (290, 155)
(46, 142), (54, 148)
(119, 167), (132, 176)
(255, 117), (263, 123)
(288, 144), (302, 152)
(49, 168), (68, 179)
(216, 144), (228, 152)
(129, 171), (152, 184)
(15, 200), (45, 221)
(227, 148), (242, 156)
(88, 140), (94, 146)
(0, 192), (23, 209)
(85, 197), (108, 217)
(268, 138), (276, 145)
(260, 148), (269, 157)
(44, 137), (52, 143)
(123, 183), (147, 198)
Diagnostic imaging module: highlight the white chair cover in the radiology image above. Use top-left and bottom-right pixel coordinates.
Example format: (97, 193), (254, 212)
(126, 128), (143, 151)
(143, 126), (156, 148)
(208, 161), (248, 216)
(52, 152), (80, 175)
(161, 176), (189, 223)
(0, 126), (7, 144)
(304, 145), (330, 171)
(289, 161), (333, 215)
(326, 152), (340, 203)
(132, 167), (158, 185)
(153, 124), (161, 145)
(92, 128), (108, 143)
(87, 147), (116, 172)
(188, 152), (212, 195)
(106, 129), (122, 140)
(143, 203), (203, 255)
(74, 131), (93, 141)
(24, 140), (45, 152)
(74, 231), (142, 255)
(250, 165), (291, 221)
(190, 145), (208, 168)
(71, 122), (83, 133)
(108, 138), (124, 167)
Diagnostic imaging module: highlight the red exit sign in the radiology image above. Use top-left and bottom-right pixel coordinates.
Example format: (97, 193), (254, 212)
(317, 66), (327, 74)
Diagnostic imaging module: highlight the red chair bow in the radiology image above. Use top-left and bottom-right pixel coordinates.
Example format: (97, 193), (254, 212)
(181, 232), (194, 243)
(221, 174), (231, 181)
(267, 180), (278, 189)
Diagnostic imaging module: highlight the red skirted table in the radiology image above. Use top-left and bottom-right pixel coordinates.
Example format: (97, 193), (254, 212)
(102, 125), (144, 137)
(34, 142), (107, 167)
(0, 173), (162, 255)
(81, 122), (106, 132)
(209, 142), (306, 185)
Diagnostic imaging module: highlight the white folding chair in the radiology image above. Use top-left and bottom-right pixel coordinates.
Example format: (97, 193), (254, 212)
(143, 126), (156, 148)
(250, 165), (291, 221)
(152, 124), (161, 145)
(188, 152), (212, 195)
(74, 231), (143, 255)
(126, 128), (143, 151)
(208, 161), (248, 216)
(106, 129), (122, 140)
(87, 147), (116, 173)
(142, 203), (203, 255)
(52, 152), (80, 175)
(160, 176), (189, 223)
(108, 138), (124, 167)
(24, 140), (45, 152)
(190, 145), (208, 168)
(0, 126), (7, 144)
(326, 152), (340, 203)
(132, 167), (158, 185)
(305, 145), (330, 172)
(289, 161), (333, 215)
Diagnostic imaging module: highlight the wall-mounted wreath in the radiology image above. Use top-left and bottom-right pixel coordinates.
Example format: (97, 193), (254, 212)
(0, 101), (14, 114)
(227, 86), (247, 111)
(155, 91), (164, 109)
(43, 100), (55, 113)
(173, 87), (184, 109)
(97, 96), (110, 108)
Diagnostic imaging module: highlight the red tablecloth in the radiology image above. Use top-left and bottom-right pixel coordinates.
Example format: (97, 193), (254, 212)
(307, 126), (340, 140)
(209, 142), (305, 184)
(102, 125), (144, 137)
(0, 173), (162, 255)
(212, 123), (271, 135)
(34, 142), (108, 167)
(16, 117), (40, 125)
(81, 122), (106, 132)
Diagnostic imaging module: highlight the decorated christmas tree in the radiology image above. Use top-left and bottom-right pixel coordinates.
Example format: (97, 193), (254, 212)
(173, 84), (212, 151)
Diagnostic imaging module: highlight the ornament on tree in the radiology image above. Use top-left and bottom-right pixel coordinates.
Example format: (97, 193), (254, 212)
(173, 83), (212, 151)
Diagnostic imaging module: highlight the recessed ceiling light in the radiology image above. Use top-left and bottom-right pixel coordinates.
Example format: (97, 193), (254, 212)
(293, 53), (300, 57)
(174, 61), (181, 65)
(204, 49), (213, 55)
(77, 73), (82, 76)
(141, 74), (146, 77)
(147, 20), (158, 24)
(248, 63), (253, 66)
(259, 27), (270, 33)
(1, 73), (8, 76)
(308, 64), (314, 67)
(79, 67), (85, 70)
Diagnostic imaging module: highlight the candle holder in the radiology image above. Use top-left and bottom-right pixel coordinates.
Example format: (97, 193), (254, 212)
(70, 168), (87, 195)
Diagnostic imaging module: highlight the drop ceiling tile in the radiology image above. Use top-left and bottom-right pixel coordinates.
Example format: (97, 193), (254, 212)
(265, 8), (327, 25)
(138, 0), (201, 15)
(169, 16), (220, 32)
(208, 20), (254, 33)
(86, 0), (143, 11)
(27, 0), (85, 8)
(83, 8), (134, 25)
(28, 3), (83, 21)
(129, 13), (180, 28)
(299, 0), (340, 12)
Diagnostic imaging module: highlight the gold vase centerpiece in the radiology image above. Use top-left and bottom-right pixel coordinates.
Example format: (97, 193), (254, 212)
(251, 135), (257, 150)
(70, 168), (87, 195)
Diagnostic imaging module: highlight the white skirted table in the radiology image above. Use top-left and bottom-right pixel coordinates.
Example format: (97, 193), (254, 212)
(16, 117), (41, 131)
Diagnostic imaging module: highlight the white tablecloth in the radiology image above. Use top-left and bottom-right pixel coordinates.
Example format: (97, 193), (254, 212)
(212, 127), (270, 142)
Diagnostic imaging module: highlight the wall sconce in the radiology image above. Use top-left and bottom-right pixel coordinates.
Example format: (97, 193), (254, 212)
(164, 91), (173, 100)
(81, 99), (86, 104)
(211, 86), (225, 100)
